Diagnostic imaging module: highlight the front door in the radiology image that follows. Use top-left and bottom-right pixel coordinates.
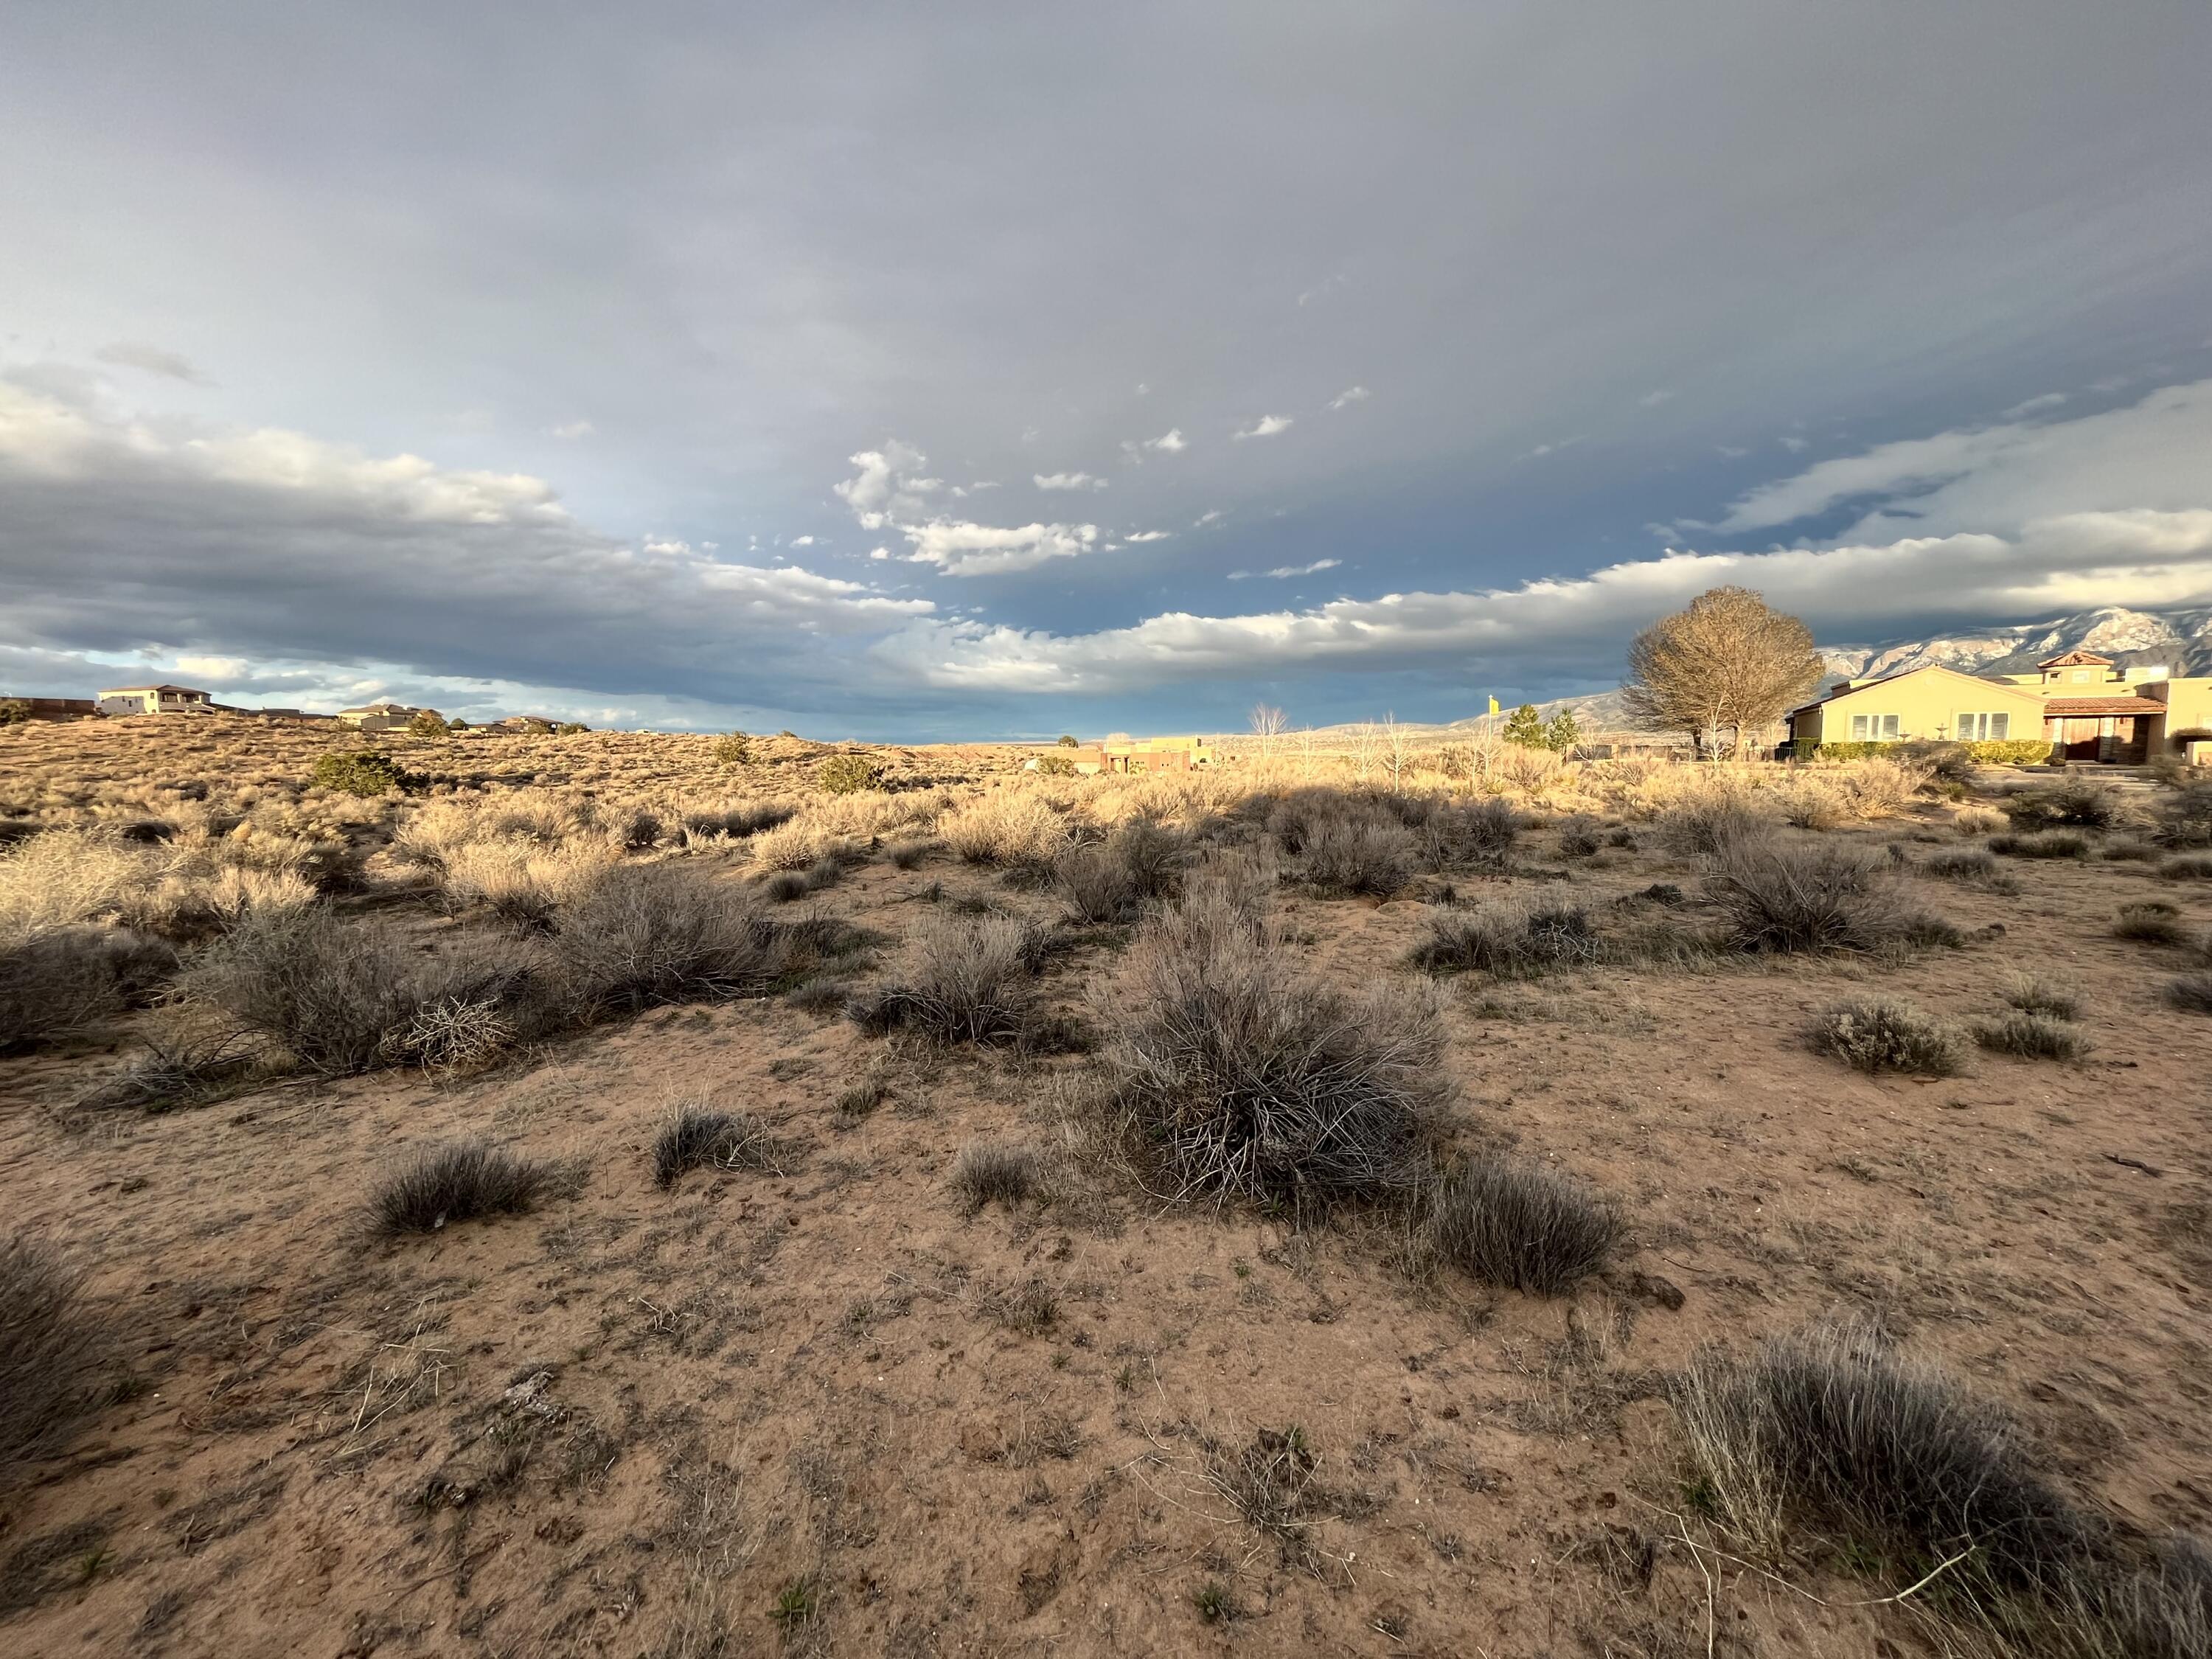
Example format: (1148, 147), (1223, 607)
(2061, 718), (2101, 761)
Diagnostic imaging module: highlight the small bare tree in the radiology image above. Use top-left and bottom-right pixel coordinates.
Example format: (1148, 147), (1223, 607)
(1248, 702), (1287, 760)
(1380, 712), (1417, 791)
(1621, 586), (1823, 759)
(1348, 720), (1379, 782)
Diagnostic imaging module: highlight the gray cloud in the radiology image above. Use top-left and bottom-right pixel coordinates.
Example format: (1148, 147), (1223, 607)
(93, 341), (208, 383)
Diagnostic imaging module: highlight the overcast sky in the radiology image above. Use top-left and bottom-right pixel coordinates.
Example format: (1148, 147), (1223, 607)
(4, 1), (2211, 736)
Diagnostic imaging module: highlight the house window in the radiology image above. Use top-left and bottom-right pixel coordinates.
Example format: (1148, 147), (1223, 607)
(1958, 712), (2010, 741)
(1849, 714), (1901, 741)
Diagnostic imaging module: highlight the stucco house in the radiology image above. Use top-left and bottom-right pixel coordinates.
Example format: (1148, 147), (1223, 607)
(97, 684), (213, 717)
(338, 701), (440, 732)
(1034, 735), (1215, 776)
(1787, 652), (2212, 763)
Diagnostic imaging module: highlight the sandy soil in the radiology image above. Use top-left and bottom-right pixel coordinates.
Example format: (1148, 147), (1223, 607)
(2, 810), (2208, 1657)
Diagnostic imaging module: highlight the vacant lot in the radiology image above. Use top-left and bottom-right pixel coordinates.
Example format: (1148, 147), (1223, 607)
(2, 717), (2208, 1657)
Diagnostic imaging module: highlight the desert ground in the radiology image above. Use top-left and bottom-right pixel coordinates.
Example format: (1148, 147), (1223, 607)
(2, 714), (2209, 1658)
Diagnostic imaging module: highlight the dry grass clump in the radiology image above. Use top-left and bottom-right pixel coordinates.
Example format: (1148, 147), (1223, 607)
(0, 1235), (105, 1476)
(2152, 780), (2212, 849)
(1408, 898), (1599, 978)
(1992, 830), (2090, 860)
(2166, 974), (2212, 1015)
(1807, 998), (1969, 1076)
(848, 912), (1046, 1045)
(1054, 816), (1190, 923)
(1425, 1157), (1621, 1295)
(651, 1104), (788, 1187)
(748, 815), (856, 872)
(1672, 1322), (2211, 1656)
(2160, 854), (2212, 881)
(1953, 805), (2008, 836)
(1921, 849), (2021, 893)
(1977, 1009), (2090, 1061)
(2001, 974), (2080, 1020)
(936, 791), (1070, 868)
(552, 863), (813, 1015)
(1296, 811), (1415, 896)
(950, 1141), (1043, 1211)
(1095, 877), (1450, 1206)
(1655, 793), (1773, 858)
(1, 927), (175, 1053)
(74, 1029), (263, 1113)
(1388, 793), (1521, 868)
(1705, 835), (1956, 955)
(437, 841), (619, 929)
(2114, 902), (2187, 946)
(370, 1140), (563, 1235)
(2003, 777), (2123, 830)
(886, 838), (934, 870)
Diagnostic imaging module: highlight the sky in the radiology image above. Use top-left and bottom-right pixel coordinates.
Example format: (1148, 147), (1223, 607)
(4, 1), (2211, 738)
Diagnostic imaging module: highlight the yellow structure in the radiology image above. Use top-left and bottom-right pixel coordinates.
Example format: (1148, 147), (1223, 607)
(1787, 653), (2212, 763)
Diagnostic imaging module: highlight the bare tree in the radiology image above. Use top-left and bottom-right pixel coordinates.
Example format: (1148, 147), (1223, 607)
(1348, 720), (1379, 782)
(1380, 712), (1417, 791)
(1248, 702), (1287, 759)
(1621, 586), (1823, 759)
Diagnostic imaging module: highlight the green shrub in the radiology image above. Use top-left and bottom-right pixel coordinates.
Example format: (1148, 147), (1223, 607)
(407, 710), (448, 737)
(1409, 899), (1599, 978)
(310, 750), (416, 797)
(1056, 734), (1079, 748)
(817, 753), (883, 795)
(556, 723), (589, 736)
(1807, 998), (1969, 1076)
(1961, 739), (2055, 765)
(2000, 974), (2079, 1020)
(0, 700), (29, 727)
(712, 732), (754, 767)
(1034, 753), (1077, 776)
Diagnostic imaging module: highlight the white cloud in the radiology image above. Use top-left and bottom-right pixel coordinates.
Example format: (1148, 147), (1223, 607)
(1119, 428), (1187, 463)
(832, 439), (930, 527)
(1526, 436), (1583, 459)
(1234, 414), (1293, 439)
(549, 419), (596, 439)
(875, 378), (2212, 693)
(1717, 445), (1750, 459)
(790, 534), (815, 546)
(0, 383), (933, 709)
(1033, 470), (1106, 491)
(1638, 389), (1675, 408)
(1122, 529), (1172, 543)
(94, 341), (208, 383)
(1327, 386), (1370, 411)
(2002, 392), (2067, 420)
(1227, 558), (1341, 580)
(1194, 509), (1223, 526)
(900, 518), (1100, 576)
(1778, 435), (1809, 452)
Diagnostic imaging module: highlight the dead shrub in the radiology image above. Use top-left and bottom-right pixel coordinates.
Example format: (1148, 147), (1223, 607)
(1705, 835), (1955, 954)
(1416, 796), (1521, 869)
(1298, 813), (1415, 897)
(1556, 815), (1603, 857)
(2152, 781), (2212, 849)
(1425, 1157), (1621, 1295)
(936, 793), (1069, 868)
(887, 838), (934, 870)
(2114, 902), (2187, 946)
(553, 863), (800, 1015)
(761, 869), (812, 903)
(1921, 849), (2020, 893)
(371, 1140), (560, 1235)
(1807, 998), (1969, 1076)
(2166, 973), (2212, 1015)
(0, 927), (175, 1053)
(1672, 1321), (2211, 1654)
(181, 907), (535, 1074)
(1992, 831), (2090, 860)
(2003, 778), (2122, 830)
(1656, 796), (1771, 858)
(1408, 898), (1599, 978)
(1976, 1010), (2089, 1061)
(848, 912), (1044, 1045)
(2160, 853), (2212, 881)
(1054, 844), (1140, 924)
(950, 1141), (1043, 1211)
(651, 1104), (787, 1187)
(75, 1029), (262, 1113)
(1096, 878), (1450, 1206)
(2000, 974), (2080, 1021)
(0, 1235), (105, 1476)
(1952, 805), (2007, 836)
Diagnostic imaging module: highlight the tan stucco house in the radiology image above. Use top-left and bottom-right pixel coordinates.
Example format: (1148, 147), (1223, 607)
(97, 684), (213, 717)
(338, 701), (440, 732)
(1787, 652), (2212, 763)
